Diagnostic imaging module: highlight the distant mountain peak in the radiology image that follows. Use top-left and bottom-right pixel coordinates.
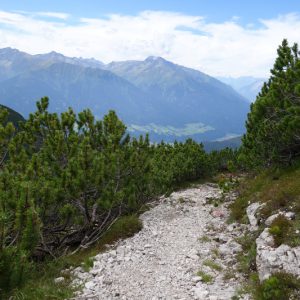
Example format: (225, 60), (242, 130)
(38, 51), (66, 59)
(0, 47), (24, 55)
(0, 47), (31, 60)
(0, 47), (15, 52)
(48, 50), (63, 55)
(145, 56), (168, 63)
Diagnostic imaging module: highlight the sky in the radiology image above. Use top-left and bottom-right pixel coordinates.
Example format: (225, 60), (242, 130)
(0, 0), (299, 77)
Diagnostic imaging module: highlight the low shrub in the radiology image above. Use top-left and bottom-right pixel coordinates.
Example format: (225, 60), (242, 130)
(260, 192), (293, 219)
(229, 196), (249, 223)
(256, 273), (300, 300)
(269, 215), (292, 247)
(236, 233), (257, 276)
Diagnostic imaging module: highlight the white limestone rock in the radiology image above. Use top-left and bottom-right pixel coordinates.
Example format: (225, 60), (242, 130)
(246, 202), (262, 231)
(265, 212), (296, 226)
(54, 277), (65, 284)
(256, 228), (300, 281)
(219, 240), (242, 256)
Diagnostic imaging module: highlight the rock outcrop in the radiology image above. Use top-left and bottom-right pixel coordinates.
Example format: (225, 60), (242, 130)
(246, 202), (262, 231)
(246, 204), (300, 282)
(256, 223), (300, 281)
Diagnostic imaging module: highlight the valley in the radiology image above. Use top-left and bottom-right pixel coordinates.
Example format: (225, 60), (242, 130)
(0, 48), (250, 143)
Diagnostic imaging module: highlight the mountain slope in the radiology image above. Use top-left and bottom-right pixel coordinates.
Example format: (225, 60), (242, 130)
(0, 62), (156, 124)
(0, 48), (250, 142)
(105, 57), (250, 140)
(237, 79), (265, 102)
(218, 76), (265, 102)
(203, 136), (242, 152)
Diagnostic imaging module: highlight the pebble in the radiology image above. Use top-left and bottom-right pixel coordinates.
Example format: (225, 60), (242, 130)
(54, 276), (65, 284)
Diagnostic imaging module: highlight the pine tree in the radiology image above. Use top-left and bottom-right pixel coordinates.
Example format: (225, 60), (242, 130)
(0, 97), (214, 294)
(242, 39), (300, 165)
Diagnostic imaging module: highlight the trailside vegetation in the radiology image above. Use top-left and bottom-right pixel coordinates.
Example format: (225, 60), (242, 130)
(242, 39), (300, 167)
(232, 40), (300, 300)
(0, 97), (234, 295)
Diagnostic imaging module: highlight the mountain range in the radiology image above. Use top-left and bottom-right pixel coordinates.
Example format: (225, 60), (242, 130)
(0, 48), (250, 142)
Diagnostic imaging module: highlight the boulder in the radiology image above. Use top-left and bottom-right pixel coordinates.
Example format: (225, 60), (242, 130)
(265, 212), (295, 226)
(246, 202), (262, 231)
(256, 228), (300, 281)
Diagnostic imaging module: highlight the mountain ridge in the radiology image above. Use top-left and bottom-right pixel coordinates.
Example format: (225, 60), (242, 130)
(0, 48), (250, 142)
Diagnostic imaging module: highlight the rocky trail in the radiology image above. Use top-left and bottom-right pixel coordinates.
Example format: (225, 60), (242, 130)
(70, 184), (250, 300)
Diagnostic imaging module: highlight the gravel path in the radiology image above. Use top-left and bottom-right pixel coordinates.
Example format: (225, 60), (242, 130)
(71, 184), (249, 300)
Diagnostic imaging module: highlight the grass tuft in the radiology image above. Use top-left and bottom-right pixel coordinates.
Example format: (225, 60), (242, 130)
(211, 247), (221, 258)
(203, 259), (223, 271)
(196, 270), (214, 283)
(198, 235), (211, 243)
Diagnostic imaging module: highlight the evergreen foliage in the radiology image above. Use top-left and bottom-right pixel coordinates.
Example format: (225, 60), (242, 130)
(0, 98), (226, 294)
(0, 104), (24, 127)
(242, 39), (300, 166)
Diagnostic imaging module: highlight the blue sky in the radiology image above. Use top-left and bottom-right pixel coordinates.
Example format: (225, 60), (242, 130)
(1, 0), (299, 24)
(0, 0), (299, 77)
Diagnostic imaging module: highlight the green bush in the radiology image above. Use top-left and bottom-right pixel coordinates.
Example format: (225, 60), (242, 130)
(229, 195), (249, 223)
(82, 257), (94, 272)
(208, 147), (240, 173)
(269, 215), (292, 247)
(1, 98), (217, 295)
(242, 39), (300, 167)
(261, 276), (284, 300)
(0, 248), (31, 292)
(256, 273), (300, 300)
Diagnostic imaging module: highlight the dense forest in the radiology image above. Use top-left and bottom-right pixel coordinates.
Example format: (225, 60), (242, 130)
(1, 39), (300, 298)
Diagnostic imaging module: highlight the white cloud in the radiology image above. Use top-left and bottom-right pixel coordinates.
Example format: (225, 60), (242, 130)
(36, 12), (70, 20)
(0, 10), (299, 77)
